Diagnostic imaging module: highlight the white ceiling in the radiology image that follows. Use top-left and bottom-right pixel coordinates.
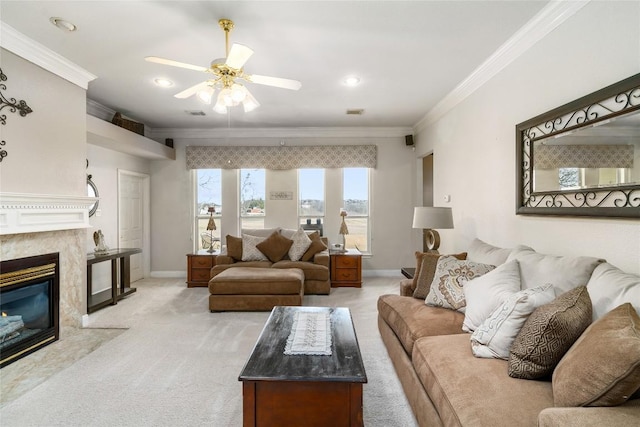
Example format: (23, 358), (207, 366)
(1, 1), (548, 130)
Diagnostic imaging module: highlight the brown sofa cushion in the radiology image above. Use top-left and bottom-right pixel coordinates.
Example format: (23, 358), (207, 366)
(301, 231), (327, 262)
(412, 252), (467, 299)
(509, 286), (592, 380)
(412, 334), (554, 427)
(553, 303), (640, 407)
(256, 231), (293, 262)
(226, 235), (243, 261)
(377, 294), (465, 355)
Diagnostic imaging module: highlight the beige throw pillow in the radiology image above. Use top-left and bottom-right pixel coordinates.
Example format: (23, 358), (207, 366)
(241, 234), (269, 262)
(425, 256), (495, 312)
(288, 228), (312, 261)
(412, 252), (467, 300)
(553, 303), (640, 407)
(508, 286), (592, 380)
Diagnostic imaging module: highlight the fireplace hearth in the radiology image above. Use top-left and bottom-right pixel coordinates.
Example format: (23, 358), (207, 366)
(0, 252), (60, 368)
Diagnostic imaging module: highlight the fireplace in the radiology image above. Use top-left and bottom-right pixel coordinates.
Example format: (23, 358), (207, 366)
(0, 252), (60, 368)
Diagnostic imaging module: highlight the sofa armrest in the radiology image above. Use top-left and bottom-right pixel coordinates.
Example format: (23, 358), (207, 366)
(216, 255), (235, 265)
(400, 279), (414, 297)
(313, 250), (329, 268)
(538, 400), (640, 427)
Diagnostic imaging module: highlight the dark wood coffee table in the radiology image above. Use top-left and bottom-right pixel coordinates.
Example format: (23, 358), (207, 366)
(239, 306), (367, 427)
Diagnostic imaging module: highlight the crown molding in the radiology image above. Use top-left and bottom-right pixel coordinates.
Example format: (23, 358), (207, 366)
(0, 21), (96, 89)
(414, 0), (590, 134)
(147, 126), (412, 140)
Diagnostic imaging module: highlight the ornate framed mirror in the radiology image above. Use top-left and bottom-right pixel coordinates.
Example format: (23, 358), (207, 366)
(87, 174), (99, 217)
(516, 73), (640, 218)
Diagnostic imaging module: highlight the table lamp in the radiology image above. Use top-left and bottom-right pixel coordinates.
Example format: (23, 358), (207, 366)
(339, 209), (349, 249)
(412, 207), (453, 253)
(206, 206), (217, 253)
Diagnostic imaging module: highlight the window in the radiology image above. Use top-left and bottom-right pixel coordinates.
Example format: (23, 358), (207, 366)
(240, 168), (265, 229)
(343, 168), (369, 252)
(298, 169), (325, 234)
(196, 169), (222, 251)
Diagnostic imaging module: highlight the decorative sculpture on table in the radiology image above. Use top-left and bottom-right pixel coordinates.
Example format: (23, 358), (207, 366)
(206, 206), (217, 253)
(93, 230), (109, 254)
(338, 209), (349, 250)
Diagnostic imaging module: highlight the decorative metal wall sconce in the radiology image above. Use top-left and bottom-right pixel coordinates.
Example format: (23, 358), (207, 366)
(0, 67), (34, 162)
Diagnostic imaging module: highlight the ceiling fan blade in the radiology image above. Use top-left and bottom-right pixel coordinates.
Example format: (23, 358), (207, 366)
(225, 44), (254, 69)
(174, 81), (213, 99)
(145, 56), (208, 72)
(249, 74), (302, 90)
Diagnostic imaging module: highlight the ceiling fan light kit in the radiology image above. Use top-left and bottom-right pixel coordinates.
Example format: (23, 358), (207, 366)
(145, 18), (300, 115)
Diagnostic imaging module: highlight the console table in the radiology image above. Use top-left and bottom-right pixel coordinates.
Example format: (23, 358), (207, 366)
(87, 248), (141, 313)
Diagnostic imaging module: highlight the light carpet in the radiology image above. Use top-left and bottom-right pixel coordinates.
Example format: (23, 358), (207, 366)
(0, 276), (417, 426)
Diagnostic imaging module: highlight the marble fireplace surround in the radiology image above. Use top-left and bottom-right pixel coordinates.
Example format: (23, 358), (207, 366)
(1, 193), (97, 331)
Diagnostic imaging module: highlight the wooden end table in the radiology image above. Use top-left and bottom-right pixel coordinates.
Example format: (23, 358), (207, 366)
(330, 249), (362, 288)
(239, 306), (367, 426)
(186, 250), (218, 288)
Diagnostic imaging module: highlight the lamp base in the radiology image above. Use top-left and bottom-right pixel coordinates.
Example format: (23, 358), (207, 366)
(422, 229), (441, 253)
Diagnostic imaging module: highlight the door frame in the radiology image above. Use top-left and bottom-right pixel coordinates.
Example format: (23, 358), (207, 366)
(118, 169), (151, 279)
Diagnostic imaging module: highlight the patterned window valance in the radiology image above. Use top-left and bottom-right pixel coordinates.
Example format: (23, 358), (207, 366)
(186, 145), (377, 169)
(534, 144), (634, 169)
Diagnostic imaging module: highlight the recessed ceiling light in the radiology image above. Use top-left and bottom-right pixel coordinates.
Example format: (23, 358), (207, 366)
(343, 76), (361, 87)
(154, 78), (173, 88)
(49, 17), (77, 32)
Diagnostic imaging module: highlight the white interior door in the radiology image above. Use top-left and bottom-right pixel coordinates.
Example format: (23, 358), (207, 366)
(118, 170), (149, 283)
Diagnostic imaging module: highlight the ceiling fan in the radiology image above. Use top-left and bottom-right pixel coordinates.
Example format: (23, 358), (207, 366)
(145, 19), (301, 113)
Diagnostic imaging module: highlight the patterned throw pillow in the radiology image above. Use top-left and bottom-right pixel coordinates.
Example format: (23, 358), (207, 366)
(470, 284), (556, 359)
(300, 232), (327, 262)
(412, 252), (467, 299)
(553, 303), (640, 407)
(288, 228), (312, 261)
(425, 256), (495, 312)
(508, 286), (592, 380)
(241, 234), (269, 262)
(256, 231), (293, 262)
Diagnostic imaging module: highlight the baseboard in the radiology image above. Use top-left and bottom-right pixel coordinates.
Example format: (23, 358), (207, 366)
(81, 314), (90, 327)
(362, 269), (402, 277)
(150, 271), (186, 278)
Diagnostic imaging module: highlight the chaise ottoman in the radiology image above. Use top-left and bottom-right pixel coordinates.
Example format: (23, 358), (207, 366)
(208, 267), (305, 311)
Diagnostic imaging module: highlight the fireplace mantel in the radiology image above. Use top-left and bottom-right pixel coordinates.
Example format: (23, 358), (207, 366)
(0, 192), (97, 235)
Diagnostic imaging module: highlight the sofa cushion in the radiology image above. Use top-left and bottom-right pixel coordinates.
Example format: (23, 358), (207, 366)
(587, 262), (640, 321)
(300, 231), (327, 262)
(241, 234), (269, 262)
(553, 303), (640, 407)
(462, 259), (522, 332)
(425, 256), (495, 312)
(467, 238), (514, 266)
(272, 260), (329, 281)
(288, 228), (312, 261)
(470, 284), (555, 359)
(226, 235), (243, 261)
(412, 252), (467, 300)
(508, 286), (592, 379)
(256, 231), (293, 262)
(506, 247), (604, 293)
(377, 294), (465, 356)
(412, 333), (554, 427)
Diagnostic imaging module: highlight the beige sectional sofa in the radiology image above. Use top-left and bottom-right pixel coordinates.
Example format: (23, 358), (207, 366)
(211, 227), (331, 295)
(378, 239), (640, 426)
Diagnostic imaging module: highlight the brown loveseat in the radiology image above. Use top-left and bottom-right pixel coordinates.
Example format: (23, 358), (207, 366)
(211, 227), (331, 295)
(378, 239), (640, 427)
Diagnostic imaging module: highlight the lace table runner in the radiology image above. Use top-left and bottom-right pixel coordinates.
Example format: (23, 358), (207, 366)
(284, 311), (332, 356)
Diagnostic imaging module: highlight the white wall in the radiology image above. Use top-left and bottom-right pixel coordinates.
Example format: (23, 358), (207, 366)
(414, 1), (640, 274)
(150, 136), (416, 273)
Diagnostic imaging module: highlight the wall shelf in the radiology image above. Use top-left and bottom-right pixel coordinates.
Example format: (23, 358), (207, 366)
(86, 114), (175, 160)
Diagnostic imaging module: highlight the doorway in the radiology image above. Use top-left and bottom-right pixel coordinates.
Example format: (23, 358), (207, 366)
(118, 170), (150, 282)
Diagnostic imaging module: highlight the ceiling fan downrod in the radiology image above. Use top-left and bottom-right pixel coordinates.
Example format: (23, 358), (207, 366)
(218, 19), (234, 58)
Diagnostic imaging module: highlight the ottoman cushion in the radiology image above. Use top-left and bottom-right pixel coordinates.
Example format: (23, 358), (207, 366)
(209, 267), (304, 295)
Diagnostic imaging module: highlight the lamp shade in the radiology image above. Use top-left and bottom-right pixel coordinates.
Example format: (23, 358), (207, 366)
(412, 207), (453, 229)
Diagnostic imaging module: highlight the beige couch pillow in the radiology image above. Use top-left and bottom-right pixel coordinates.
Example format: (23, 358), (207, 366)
(587, 263), (640, 321)
(241, 234), (269, 262)
(412, 252), (467, 299)
(508, 286), (592, 380)
(552, 303), (640, 407)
